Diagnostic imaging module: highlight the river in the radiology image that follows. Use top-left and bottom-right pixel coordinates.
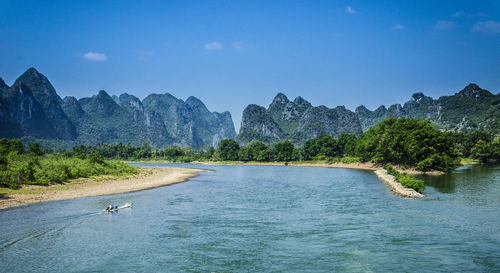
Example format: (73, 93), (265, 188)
(1, 163), (499, 272)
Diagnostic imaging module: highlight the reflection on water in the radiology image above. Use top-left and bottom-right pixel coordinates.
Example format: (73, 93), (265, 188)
(0, 163), (499, 272)
(423, 164), (500, 193)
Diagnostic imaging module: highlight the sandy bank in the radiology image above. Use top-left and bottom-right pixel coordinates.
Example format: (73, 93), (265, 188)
(200, 161), (379, 171)
(0, 167), (207, 210)
(375, 169), (424, 198)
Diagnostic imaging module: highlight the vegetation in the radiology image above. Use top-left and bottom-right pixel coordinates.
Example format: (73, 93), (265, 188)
(384, 164), (425, 193)
(51, 118), (498, 169)
(357, 118), (460, 171)
(0, 138), (138, 189)
(3, 117), (496, 191)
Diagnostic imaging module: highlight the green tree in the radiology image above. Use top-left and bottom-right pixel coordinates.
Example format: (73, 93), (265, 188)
(238, 145), (253, 161)
(338, 133), (358, 157)
(357, 117), (459, 171)
(257, 147), (274, 162)
(28, 142), (44, 156)
(218, 139), (240, 161)
(303, 135), (340, 160)
(273, 140), (295, 162)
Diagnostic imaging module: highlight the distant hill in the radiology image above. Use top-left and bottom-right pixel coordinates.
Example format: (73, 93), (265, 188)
(2, 68), (497, 149)
(356, 84), (500, 133)
(237, 84), (500, 145)
(0, 68), (236, 148)
(237, 93), (363, 145)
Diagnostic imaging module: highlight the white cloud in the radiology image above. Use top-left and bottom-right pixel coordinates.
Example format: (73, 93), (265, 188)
(204, 41), (223, 50)
(472, 21), (500, 34)
(345, 6), (357, 15)
(82, 52), (107, 61)
(392, 24), (404, 30)
(233, 41), (243, 50)
(434, 20), (455, 30)
(451, 11), (464, 18)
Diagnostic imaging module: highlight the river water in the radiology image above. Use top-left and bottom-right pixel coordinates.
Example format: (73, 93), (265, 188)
(1, 163), (499, 272)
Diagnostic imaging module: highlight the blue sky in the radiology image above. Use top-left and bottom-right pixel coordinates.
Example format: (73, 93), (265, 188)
(1, 0), (499, 130)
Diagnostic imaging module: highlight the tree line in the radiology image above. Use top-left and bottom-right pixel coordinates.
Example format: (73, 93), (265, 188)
(53, 118), (499, 171)
(2, 117), (498, 189)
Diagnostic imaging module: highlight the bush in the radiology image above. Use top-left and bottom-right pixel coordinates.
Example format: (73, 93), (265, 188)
(384, 164), (425, 193)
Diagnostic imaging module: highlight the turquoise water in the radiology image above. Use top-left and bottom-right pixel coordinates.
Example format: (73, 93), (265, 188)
(1, 164), (499, 272)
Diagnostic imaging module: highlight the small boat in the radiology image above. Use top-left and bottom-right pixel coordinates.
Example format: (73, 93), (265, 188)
(105, 202), (133, 212)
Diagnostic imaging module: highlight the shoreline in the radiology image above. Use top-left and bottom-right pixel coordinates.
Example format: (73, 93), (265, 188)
(197, 161), (443, 175)
(375, 169), (425, 198)
(0, 166), (208, 210)
(199, 161), (437, 198)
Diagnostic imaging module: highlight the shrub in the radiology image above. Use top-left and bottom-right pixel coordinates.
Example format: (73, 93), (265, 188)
(384, 164), (425, 193)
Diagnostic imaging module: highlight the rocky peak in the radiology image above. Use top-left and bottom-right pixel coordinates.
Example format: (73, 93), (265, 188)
(0, 77), (7, 89)
(186, 96), (210, 115)
(355, 105), (369, 114)
(388, 104), (403, 113)
(62, 96), (84, 118)
(457, 83), (493, 100)
(269, 92), (290, 110)
(374, 105), (387, 112)
(118, 93), (143, 112)
(293, 96), (312, 108)
(410, 92), (426, 102)
(10, 68), (76, 139)
(13, 68), (62, 104)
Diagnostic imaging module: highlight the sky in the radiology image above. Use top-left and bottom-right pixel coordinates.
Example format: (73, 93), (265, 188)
(1, 0), (499, 131)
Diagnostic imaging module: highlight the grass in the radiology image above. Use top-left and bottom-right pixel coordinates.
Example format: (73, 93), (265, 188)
(384, 164), (425, 193)
(460, 158), (479, 164)
(1, 153), (139, 189)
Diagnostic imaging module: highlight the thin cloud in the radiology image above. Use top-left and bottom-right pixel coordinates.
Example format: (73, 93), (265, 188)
(83, 52), (107, 61)
(204, 42), (223, 50)
(451, 11), (487, 18)
(392, 24), (404, 30)
(137, 50), (154, 62)
(233, 41), (244, 50)
(434, 20), (455, 30)
(472, 21), (500, 34)
(345, 6), (357, 15)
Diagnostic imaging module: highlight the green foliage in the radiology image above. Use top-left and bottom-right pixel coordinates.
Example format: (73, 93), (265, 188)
(337, 133), (358, 157)
(237, 140), (270, 161)
(303, 135), (341, 160)
(28, 142), (44, 156)
(384, 164), (425, 193)
(273, 140), (296, 162)
(357, 118), (459, 171)
(469, 137), (500, 162)
(0, 139), (138, 189)
(218, 139), (240, 161)
(0, 138), (25, 156)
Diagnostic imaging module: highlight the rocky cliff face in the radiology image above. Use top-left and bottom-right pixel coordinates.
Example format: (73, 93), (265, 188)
(0, 68), (236, 148)
(357, 83), (500, 133)
(142, 93), (235, 148)
(0, 68), (76, 140)
(238, 94), (362, 145)
(239, 84), (499, 145)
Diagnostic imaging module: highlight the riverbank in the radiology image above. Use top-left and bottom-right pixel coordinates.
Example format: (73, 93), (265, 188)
(0, 167), (207, 210)
(375, 169), (425, 198)
(198, 161), (443, 175)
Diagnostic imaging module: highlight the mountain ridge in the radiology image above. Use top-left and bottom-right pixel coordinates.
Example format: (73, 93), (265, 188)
(238, 84), (500, 145)
(0, 68), (236, 148)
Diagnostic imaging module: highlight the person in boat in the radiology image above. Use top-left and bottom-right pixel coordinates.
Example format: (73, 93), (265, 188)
(106, 203), (113, 212)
